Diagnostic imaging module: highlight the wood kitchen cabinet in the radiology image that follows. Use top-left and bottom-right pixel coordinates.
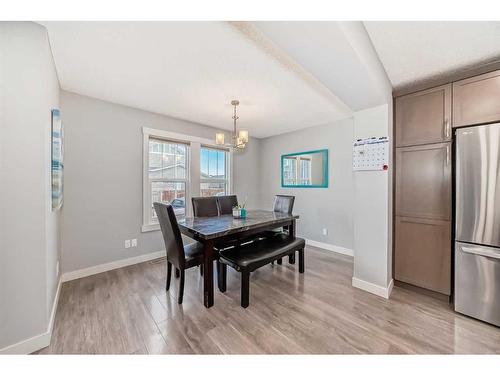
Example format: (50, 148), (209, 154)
(453, 70), (500, 127)
(395, 84), (452, 147)
(396, 143), (452, 221)
(395, 216), (451, 295)
(394, 68), (500, 298)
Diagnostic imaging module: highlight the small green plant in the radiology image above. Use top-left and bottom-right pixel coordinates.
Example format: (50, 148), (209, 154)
(233, 196), (248, 210)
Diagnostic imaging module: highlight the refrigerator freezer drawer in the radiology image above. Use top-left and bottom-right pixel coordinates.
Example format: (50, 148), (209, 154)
(455, 242), (500, 326)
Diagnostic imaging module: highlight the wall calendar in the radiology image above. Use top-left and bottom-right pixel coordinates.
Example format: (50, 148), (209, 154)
(353, 136), (389, 171)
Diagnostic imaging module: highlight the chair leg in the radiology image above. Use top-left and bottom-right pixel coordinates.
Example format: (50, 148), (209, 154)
(166, 261), (172, 291)
(241, 271), (250, 308)
(277, 258), (282, 265)
(217, 261), (227, 292)
(175, 268), (180, 278)
(289, 253), (296, 264)
(298, 248), (305, 273)
(199, 264), (204, 276)
(178, 270), (185, 304)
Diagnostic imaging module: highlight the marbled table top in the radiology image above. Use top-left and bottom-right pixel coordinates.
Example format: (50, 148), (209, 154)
(178, 209), (299, 240)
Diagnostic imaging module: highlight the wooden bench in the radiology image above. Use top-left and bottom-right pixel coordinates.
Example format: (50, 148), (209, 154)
(218, 235), (305, 308)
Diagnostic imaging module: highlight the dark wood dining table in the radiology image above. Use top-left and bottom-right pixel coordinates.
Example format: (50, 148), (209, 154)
(177, 209), (299, 308)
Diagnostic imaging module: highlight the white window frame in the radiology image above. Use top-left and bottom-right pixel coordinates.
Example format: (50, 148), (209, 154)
(142, 127), (232, 232)
(200, 145), (230, 197)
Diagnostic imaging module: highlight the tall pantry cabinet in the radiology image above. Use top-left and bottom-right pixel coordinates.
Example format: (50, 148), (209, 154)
(394, 84), (452, 296)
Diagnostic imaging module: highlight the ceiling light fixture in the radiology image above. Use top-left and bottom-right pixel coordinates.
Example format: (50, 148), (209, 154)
(215, 100), (248, 151)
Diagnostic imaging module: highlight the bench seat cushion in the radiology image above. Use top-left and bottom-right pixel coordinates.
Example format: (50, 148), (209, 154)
(219, 236), (305, 272)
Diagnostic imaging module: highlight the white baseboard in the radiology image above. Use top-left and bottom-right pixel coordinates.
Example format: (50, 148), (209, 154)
(352, 277), (394, 299)
(0, 331), (51, 355)
(61, 250), (165, 282)
(0, 277), (62, 354)
(305, 238), (354, 257)
(48, 277), (62, 333)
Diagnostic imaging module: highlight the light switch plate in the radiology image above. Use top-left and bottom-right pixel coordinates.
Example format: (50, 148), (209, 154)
(125, 240), (131, 248)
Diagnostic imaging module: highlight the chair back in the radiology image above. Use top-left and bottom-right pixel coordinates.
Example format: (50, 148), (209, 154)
(217, 195), (238, 215)
(192, 196), (219, 217)
(273, 195), (295, 214)
(153, 202), (185, 268)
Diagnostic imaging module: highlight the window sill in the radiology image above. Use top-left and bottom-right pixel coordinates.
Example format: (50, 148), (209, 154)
(142, 224), (160, 233)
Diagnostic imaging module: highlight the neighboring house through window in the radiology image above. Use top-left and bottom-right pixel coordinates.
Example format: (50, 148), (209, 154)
(142, 127), (232, 232)
(200, 146), (229, 197)
(148, 138), (188, 220)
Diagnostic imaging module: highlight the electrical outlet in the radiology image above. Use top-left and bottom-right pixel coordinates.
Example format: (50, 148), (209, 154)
(125, 240), (131, 248)
(322, 228), (328, 236)
(131, 239), (137, 247)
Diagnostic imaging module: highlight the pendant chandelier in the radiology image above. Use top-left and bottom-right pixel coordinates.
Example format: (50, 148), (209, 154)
(215, 100), (249, 151)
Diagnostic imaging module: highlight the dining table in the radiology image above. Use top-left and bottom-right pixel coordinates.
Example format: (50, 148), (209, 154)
(177, 209), (299, 308)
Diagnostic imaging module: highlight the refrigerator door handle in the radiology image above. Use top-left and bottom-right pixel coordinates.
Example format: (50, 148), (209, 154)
(461, 245), (500, 260)
(446, 144), (450, 166)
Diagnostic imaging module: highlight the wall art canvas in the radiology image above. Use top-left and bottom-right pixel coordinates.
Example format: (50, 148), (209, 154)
(51, 109), (63, 210)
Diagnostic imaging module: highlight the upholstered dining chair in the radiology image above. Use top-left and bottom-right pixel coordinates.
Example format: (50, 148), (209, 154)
(270, 195), (296, 265)
(217, 195), (238, 215)
(191, 195), (228, 277)
(191, 195), (237, 278)
(192, 196), (219, 217)
(273, 195), (295, 215)
(154, 202), (204, 304)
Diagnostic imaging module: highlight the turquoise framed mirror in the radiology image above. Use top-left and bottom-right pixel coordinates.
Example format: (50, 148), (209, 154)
(281, 149), (328, 188)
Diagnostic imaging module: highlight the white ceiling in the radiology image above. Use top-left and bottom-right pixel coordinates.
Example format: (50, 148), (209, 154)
(40, 21), (354, 138)
(364, 21), (500, 90)
(252, 21), (391, 111)
(42, 21), (499, 137)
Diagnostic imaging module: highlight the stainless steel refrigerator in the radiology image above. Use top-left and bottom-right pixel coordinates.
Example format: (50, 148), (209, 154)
(455, 122), (500, 326)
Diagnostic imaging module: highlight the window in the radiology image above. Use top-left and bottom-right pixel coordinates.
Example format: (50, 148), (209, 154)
(147, 138), (189, 223)
(200, 146), (229, 197)
(142, 128), (232, 232)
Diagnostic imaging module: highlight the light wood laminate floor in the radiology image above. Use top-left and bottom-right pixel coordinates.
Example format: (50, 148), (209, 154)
(37, 246), (500, 354)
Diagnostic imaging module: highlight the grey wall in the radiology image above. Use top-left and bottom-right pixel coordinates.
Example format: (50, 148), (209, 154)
(0, 22), (60, 349)
(259, 119), (354, 250)
(233, 139), (261, 208)
(60, 91), (260, 273)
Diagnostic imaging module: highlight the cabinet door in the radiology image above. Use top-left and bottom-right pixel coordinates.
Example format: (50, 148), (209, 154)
(396, 143), (451, 221)
(395, 84), (452, 147)
(453, 70), (500, 127)
(395, 216), (451, 295)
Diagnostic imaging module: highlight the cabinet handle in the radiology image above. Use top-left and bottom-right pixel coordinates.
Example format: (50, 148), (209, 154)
(446, 144), (450, 166)
(444, 119), (451, 139)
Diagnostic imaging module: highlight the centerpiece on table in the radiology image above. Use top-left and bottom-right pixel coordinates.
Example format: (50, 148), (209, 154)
(232, 198), (247, 218)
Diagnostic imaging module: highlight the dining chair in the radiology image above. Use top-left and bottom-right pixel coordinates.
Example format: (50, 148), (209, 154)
(217, 195), (238, 215)
(274, 194), (295, 214)
(191, 196), (226, 277)
(271, 195), (296, 265)
(154, 202), (205, 304)
(192, 196), (219, 217)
